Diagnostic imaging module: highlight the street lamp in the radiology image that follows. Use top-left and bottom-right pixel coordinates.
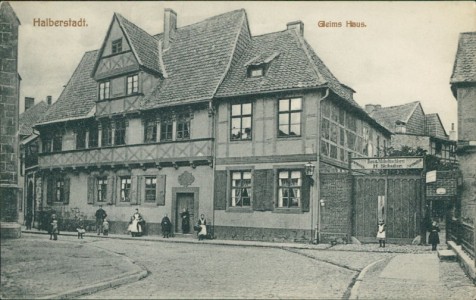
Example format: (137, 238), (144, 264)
(305, 161), (315, 177)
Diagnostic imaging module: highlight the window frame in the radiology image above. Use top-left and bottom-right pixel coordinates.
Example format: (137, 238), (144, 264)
(176, 113), (191, 141)
(52, 131), (62, 152)
(88, 124), (99, 148)
(119, 176), (132, 202)
(76, 128), (87, 150)
(99, 81), (110, 100)
(114, 119), (126, 146)
(144, 176), (157, 203)
(101, 121), (112, 147)
(230, 170), (252, 208)
(111, 38), (123, 54)
(277, 169), (302, 209)
(278, 97), (302, 138)
(96, 177), (108, 203)
(144, 118), (157, 143)
(230, 102), (253, 141)
(126, 74), (139, 95)
(160, 119), (173, 142)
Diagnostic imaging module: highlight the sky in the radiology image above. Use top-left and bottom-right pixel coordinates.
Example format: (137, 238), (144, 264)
(9, 1), (475, 134)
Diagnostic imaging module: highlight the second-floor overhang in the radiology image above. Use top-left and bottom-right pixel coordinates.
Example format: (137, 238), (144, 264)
(38, 138), (214, 172)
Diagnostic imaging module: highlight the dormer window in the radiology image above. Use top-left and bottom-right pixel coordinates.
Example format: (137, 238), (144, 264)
(99, 81), (110, 100)
(245, 52), (280, 78)
(395, 121), (406, 133)
(248, 66), (264, 78)
(111, 38), (122, 54)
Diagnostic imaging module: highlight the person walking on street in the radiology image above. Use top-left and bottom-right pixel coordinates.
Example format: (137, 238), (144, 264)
(429, 221), (440, 251)
(161, 214), (172, 238)
(377, 219), (386, 248)
(95, 205), (107, 236)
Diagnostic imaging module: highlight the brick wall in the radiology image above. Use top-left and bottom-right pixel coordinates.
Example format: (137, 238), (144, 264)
(426, 171), (458, 199)
(319, 173), (353, 242)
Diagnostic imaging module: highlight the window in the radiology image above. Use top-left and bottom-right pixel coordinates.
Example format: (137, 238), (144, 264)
(248, 66), (264, 77)
(101, 121), (112, 147)
(160, 119), (173, 141)
(120, 176), (131, 202)
(231, 171), (252, 207)
(55, 178), (64, 202)
(145, 177), (157, 202)
(278, 170), (301, 208)
(176, 113), (190, 140)
(43, 137), (52, 153)
(231, 103), (252, 140)
(76, 129), (86, 149)
(111, 38), (122, 54)
(278, 98), (302, 137)
(53, 132), (62, 152)
(89, 124), (99, 148)
(144, 118), (157, 143)
(99, 81), (110, 100)
(127, 74), (139, 95)
(115, 119), (126, 145)
(46, 177), (55, 204)
(97, 178), (107, 202)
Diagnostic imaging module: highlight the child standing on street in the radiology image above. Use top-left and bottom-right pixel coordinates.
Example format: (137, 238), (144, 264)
(76, 218), (86, 239)
(103, 219), (109, 236)
(377, 219), (386, 248)
(429, 221), (440, 251)
(50, 214), (58, 241)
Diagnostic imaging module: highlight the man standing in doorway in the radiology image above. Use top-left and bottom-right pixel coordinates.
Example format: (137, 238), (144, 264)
(95, 205), (107, 235)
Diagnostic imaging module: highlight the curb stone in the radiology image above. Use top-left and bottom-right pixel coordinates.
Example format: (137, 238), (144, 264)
(348, 258), (387, 300)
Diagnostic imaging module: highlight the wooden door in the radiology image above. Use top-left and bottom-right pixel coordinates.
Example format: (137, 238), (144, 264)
(175, 193), (194, 233)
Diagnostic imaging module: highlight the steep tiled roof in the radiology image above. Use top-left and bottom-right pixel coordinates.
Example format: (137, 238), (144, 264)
(38, 51), (98, 125)
(425, 113), (448, 139)
(19, 101), (50, 136)
(369, 101), (420, 133)
(451, 32), (476, 84)
(115, 13), (162, 74)
(141, 9), (247, 109)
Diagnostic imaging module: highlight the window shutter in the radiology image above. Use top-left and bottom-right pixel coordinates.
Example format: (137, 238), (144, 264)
(253, 169), (274, 211)
(63, 177), (70, 205)
(214, 171), (227, 210)
(157, 175), (166, 206)
(107, 175), (116, 205)
(130, 175), (138, 205)
(301, 172), (310, 212)
(87, 176), (95, 204)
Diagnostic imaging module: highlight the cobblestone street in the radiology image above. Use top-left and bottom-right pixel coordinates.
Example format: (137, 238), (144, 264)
(80, 237), (358, 299)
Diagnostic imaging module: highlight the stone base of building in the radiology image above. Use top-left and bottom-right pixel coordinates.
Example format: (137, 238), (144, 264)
(0, 222), (21, 239)
(213, 225), (312, 243)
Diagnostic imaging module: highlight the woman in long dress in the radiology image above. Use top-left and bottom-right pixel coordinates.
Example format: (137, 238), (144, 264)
(197, 214), (207, 241)
(128, 209), (143, 237)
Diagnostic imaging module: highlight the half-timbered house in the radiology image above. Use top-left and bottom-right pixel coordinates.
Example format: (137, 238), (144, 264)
(33, 8), (392, 240)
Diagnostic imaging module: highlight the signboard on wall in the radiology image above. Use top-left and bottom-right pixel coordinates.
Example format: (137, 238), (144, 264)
(351, 157), (424, 170)
(426, 170), (437, 183)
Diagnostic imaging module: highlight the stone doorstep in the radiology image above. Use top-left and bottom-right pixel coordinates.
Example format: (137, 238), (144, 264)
(437, 249), (457, 261)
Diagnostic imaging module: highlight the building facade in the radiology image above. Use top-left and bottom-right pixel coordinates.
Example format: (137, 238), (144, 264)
(30, 8), (391, 241)
(0, 1), (21, 238)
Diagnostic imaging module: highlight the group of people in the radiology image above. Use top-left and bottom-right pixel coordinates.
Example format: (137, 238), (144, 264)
(376, 219), (440, 250)
(161, 209), (208, 240)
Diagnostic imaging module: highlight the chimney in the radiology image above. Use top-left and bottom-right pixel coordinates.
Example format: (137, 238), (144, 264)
(25, 97), (34, 111)
(365, 104), (381, 114)
(449, 123), (457, 141)
(47, 95), (52, 105)
(163, 8), (177, 49)
(287, 21), (304, 37)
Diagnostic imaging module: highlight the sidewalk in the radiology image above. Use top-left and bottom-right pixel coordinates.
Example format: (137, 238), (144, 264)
(351, 252), (476, 299)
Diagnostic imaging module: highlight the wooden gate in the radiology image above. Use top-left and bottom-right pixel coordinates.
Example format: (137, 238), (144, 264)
(353, 175), (423, 243)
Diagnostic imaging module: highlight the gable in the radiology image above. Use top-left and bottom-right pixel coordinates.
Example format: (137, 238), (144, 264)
(426, 114), (448, 139)
(406, 103), (425, 135)
(94, 16), (139, 80)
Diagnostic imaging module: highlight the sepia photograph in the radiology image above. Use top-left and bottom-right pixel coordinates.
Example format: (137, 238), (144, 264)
(1, 1), (475, 299)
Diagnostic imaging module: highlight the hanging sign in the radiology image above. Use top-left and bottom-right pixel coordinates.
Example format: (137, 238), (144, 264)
(351, 157), (424, 170)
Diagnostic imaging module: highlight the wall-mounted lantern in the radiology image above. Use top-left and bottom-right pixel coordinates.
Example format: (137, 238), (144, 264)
(305, 161), (315, 177)
(320, 199), (326, 207)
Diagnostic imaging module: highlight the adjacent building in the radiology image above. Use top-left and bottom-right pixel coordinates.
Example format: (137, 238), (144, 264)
(29, 8), (392, 241)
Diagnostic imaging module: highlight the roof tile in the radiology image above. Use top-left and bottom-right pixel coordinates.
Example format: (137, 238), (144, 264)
(451, 32), (476, 83)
